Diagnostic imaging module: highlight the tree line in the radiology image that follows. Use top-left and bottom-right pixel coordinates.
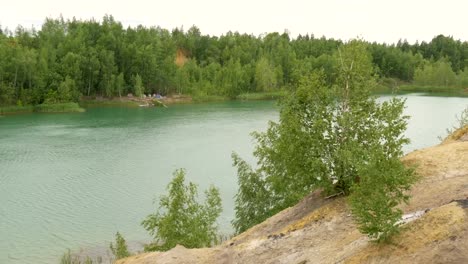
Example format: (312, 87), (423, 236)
(1, 15), (468, 106)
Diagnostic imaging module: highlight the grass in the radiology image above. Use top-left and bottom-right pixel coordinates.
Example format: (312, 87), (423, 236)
(373, 80), (468, 97)
(236, 90), (287, 100)
(0, 103), (84, 115)
(35, 103), (85, 113)
(77, 90), (287, 107)
(0, 105), (35, 115)
(373, 77), (468, 97)
(61, 249), (102, 264)
(191, 91), (287, 103)
(397, 85), (464, 94)
(79, 99), (140, 108)
(191, 94), (229, 103)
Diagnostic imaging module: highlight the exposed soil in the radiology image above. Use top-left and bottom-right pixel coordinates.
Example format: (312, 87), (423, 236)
(175, 49), (189, 67)
(81, 94), (192, 107)
(117, 127), (468, 264)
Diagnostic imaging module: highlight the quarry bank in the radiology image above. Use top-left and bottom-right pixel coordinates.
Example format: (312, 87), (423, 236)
(117, 126), (468, 264)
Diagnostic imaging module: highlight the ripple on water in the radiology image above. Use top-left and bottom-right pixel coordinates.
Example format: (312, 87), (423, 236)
(0, 102), (282, 264)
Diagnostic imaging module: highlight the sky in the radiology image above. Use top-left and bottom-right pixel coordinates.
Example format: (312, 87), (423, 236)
(1, 0), (467, 44)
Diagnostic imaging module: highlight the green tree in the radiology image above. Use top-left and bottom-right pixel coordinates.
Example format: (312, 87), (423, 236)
(57, 76), (79, 102)
(255, 57), (277, 92)
(414, 58), (457, 87)
(44, 76), (78, 104)
(2, 16), (466, 110)
(109, 232), (130, 260)
(61, 249), (102, 264)
(222, 59), (246, 98)
(232, 153), (273, 233)
(349, 150), (416, 241)
(115, 72), (125, 97)
(133, 73), (144, 97)
(82, 48), (100, 96)
(99, 50), (116, 96)
(233, 40), (417, 241)
(141, 169), (222, 251)
(174, 65), (190, 94)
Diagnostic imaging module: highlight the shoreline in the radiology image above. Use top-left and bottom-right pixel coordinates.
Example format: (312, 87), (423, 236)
(0, 103), (85, 116)
(1, 89), (467, 117)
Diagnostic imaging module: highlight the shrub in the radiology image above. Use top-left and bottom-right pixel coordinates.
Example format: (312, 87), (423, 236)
(441, 106), (468, 141)
(232, 40), (417, 241)
(231, 153), (274, 233)
(109, 232), (130, 260)
(60, 250), (100, 264)
(349, 149), (416, 242)
(141, 169), (222, 251)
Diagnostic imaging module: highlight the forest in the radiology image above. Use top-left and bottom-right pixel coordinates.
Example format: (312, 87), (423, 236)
(1, 15), (468, 107)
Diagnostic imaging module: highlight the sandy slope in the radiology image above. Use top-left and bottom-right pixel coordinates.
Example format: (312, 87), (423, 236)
(117, 127), (468, 264)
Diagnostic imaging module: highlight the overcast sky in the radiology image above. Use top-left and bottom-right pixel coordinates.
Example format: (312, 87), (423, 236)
(1, 0), (467, 43)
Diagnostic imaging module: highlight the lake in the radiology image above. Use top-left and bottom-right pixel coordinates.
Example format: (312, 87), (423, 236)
(0, 94), (467, 263)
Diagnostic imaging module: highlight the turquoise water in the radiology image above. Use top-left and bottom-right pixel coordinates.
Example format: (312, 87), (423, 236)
(0, 101), (277, 263)
(0, 95), (467, 263)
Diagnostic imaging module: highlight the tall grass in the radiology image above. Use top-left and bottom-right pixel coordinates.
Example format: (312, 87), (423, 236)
(236, 90), (287, 100)
(79, 100), (140, 108)
(0, 105), (35, 115)
(398, 85), (464, 94)
(60, 250), (100, 264)
(0, 103), (84, 115)
(192, 94), (229, 103)
(35, 103), (85, 113)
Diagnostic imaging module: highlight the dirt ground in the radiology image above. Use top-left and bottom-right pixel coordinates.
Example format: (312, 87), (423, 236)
(117, 127), (468, 264)
(82, 94), (193, 106)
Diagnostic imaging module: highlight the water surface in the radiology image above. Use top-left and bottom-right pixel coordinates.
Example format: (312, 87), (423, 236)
(0, 95), (467, 263)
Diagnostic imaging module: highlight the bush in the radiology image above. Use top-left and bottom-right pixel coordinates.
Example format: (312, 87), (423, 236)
(109, 232), (130, 260)
(34, 102), (85, 113)
(231, 153), (274, 233)
(349, 149), (416, 242)
(232, 40), (417, 241)
(141, 169), (222, 251)
(442, 106), (468, 140)
(60, 250), (100, 264)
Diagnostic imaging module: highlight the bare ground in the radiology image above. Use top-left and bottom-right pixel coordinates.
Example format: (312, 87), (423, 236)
(117, 127), (468, 264)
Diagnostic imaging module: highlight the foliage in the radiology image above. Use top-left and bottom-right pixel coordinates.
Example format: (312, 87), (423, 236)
(414, 59), (457, 87)
(34, 103), (84, 113)
(231, 153), (274, 233)
(109, 232), (130, 260)
(232, 40), (417, 240)
(60, 250), (79, 264)
(0, 105), (34, 114)
(255, 57), (278, 92)
(441, 105), (468, 140)
(115, 73), (125, 97)
(133, 74), (144, 97)
(0, 103), (83, 115)
(236, 90), (287, 101)
(455, 106), (468, 128)
(60, 249), (102, 264)
(2, 16), (467, 108)
(349, 148), (416, 242)
(141, 169), (222, 251)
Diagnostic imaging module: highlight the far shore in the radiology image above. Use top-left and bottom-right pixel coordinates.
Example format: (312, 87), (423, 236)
(0, 91), (284, 116)
(81, 90), (288, 106)
(0, 103), (85, 116)
(1, 88), (467, 116)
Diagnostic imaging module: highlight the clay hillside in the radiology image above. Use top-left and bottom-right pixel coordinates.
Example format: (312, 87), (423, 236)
(117, 126), (468, 264)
